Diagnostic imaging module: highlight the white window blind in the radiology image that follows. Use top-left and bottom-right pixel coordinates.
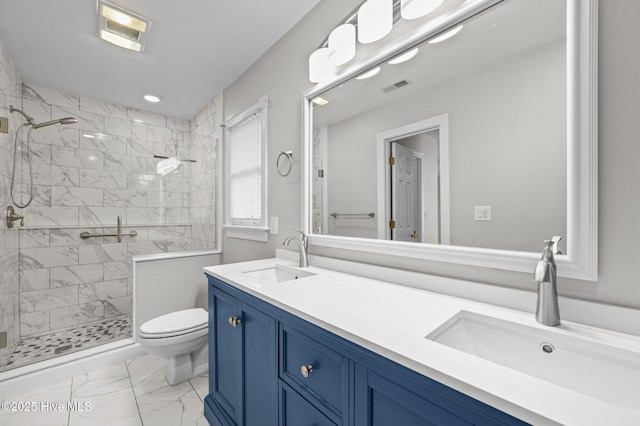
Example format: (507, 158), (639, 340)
(224, 96), (268, 237)
(229, 112), (263, 223)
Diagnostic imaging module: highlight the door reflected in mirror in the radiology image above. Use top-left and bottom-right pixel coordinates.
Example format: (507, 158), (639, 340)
(310, 0), (567, 254)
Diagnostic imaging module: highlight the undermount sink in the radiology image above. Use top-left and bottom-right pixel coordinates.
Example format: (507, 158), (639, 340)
(426, 311), (640, 409)
(243, 264), (316, 285)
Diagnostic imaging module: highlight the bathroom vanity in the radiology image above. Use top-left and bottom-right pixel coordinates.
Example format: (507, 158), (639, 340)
(203, 258), (640, 426)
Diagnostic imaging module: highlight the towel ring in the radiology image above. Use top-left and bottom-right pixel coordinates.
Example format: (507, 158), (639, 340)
(277, 150), (293, 177)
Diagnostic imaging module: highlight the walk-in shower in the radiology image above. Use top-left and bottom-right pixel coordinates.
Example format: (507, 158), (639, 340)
(9, 105), (78, 208)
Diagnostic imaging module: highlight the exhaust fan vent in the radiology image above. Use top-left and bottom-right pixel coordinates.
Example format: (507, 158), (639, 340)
(382, 79), (412, 92)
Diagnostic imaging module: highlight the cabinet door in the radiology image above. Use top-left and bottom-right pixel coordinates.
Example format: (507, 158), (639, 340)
(241, 301), (278, 426)
(210, 286), (242, 424)
(209, 284), (278, 426)
(355, 365), (472, 426)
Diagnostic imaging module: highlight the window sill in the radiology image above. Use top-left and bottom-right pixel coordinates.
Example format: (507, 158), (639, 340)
(223, 225), (269, 242)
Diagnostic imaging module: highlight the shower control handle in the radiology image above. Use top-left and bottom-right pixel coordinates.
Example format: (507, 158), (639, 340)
(5, 206), (24, 228)
(228, 316), (241, 327)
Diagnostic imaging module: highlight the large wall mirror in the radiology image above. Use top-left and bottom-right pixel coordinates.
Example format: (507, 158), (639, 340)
(302, 0), (597, 280)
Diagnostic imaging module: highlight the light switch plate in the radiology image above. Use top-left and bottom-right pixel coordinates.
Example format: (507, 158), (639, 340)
(270, 216), (278, 235)
(474, 206), (492, 221)
(0, 117), (8, 134)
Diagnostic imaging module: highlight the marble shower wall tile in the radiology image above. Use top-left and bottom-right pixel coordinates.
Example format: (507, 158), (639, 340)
(78, 279), (128, 303)
(6, 81), (221, 344)
(23, 83), (79, 109)
(22, 206), (79, 227)
(50, 302), (105, 330)
(19, 286), (78, 313)
(20, 245), (79, 270)
(51, 186), (104, 207)
(78, 243), (128, 264)
(20, 268), (50, 291)
(50, 263), (104, 287)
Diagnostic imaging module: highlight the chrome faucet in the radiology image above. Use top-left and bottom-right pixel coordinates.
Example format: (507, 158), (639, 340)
(533, 238), (561, 326)
(283, 229), (309, 268)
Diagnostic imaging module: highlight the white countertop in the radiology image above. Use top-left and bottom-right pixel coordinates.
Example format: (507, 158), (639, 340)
(204, 257), (640, 426)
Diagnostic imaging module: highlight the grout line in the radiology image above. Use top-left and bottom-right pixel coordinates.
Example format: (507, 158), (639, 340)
(124, 357), (145, 426)
(66, 375), (73, 426)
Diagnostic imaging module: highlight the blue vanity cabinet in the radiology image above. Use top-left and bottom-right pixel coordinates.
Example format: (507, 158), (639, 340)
(205, 282), (278, 426)
(205, 274), (528, 426)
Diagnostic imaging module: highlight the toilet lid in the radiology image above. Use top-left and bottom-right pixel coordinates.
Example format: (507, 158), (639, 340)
(140, 308), (208, 335)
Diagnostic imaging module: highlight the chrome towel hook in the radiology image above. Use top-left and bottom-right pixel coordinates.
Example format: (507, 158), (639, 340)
(277, 150), (293, 177)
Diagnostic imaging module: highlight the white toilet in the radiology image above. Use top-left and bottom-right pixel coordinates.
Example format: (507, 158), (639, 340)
(138, 308), (209, 385)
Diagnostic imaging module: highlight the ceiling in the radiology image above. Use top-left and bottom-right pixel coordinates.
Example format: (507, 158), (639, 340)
(0, 0), (322, 120)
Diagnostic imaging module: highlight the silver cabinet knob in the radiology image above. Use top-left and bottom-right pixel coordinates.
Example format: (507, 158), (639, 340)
(228, 317), (241, 327)
(300, 364), (314, 378)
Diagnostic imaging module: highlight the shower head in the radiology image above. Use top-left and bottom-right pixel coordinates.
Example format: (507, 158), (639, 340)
(9, 105), (77, 129)
(31, 117), (78, 129)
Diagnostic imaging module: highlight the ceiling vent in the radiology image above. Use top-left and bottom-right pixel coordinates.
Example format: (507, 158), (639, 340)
(98, 0), (151, 52)
(382, 79), (412, 92)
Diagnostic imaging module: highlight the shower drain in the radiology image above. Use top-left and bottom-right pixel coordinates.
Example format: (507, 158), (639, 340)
(54, 344), (73, 354)
(540, 342), (556, 355)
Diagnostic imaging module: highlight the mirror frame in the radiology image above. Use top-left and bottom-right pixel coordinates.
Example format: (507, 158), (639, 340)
(302, 0), (598, 281)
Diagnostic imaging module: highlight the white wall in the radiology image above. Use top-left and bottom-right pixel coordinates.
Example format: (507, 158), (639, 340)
(222, 1), (640, 309)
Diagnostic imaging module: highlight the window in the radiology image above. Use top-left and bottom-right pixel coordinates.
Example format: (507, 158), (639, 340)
(223, 96), (269, 241)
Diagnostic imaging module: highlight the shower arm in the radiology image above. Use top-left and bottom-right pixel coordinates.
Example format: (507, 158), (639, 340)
(9, 105), (36, 127)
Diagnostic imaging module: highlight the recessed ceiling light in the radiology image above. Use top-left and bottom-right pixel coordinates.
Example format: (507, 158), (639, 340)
(356, 67), (381, 80)
(98, 0), (151, 52)
(428, 25), (463, 44)
(388, 48), (419, 65)
(144, 94), (160, 103)
(311, 96), (331, 107)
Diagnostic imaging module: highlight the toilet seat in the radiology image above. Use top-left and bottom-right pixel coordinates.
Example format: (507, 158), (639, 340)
(139, 308), (208, 339)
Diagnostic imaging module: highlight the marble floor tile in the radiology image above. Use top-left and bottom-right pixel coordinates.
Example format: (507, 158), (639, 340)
(0, 378), (72, 426)
(188, 373), (209, 402)
(126, 353), (168, 398)
(136, 381), (207, 426)
(69, 362), (141, 426)
(1, 352), (208, 426)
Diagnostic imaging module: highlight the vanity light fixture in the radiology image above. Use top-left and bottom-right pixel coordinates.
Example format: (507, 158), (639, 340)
(400, 0), (444, 20)
(98, 0), (151, 52)
(143, 94), (160, 103)
(356, 66), (381, 80)
(428, 25), (464, 44)
(309, 48), (336, 83)
(388, 47), (419, 65)
(357, 0), (393, 44)
(328, 24), (356, 66)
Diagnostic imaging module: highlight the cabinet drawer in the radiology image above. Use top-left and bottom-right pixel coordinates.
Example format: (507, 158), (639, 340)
(281, 381), (337, 426)
(280, 324), (348, 418)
